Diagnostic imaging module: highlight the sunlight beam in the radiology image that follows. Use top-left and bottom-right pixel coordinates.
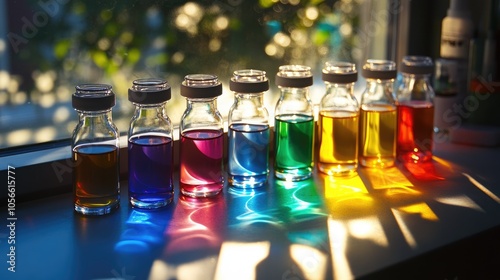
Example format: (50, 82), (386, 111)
(463, 173), (500, 204)
(214, 241), (270, 280)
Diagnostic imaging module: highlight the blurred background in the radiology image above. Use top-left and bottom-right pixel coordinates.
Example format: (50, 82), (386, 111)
(0, 0), (366, 150)
(0, 0), (495, 150)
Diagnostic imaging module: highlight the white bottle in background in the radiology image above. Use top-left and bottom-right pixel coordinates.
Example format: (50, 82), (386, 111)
(434, 0), (474, 135)
(440, 0), (474, 59)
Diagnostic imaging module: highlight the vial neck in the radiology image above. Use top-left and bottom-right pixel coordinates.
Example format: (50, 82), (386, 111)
(135, 103), (166, 119)
(363, 78), (395, 105)
(187, 98), (217, 110)
(279, 87), (310, 100)
(401, 73), (432, 90)
(79, 110), (112, 125)
(325, 82), (355, 97)
(399, 74), (433, 101)
(365, 79), (395, 95)
(235, 93), (264, 107)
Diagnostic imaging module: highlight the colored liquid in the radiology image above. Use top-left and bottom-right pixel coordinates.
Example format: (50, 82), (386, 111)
(73, 144), (120, 215)
(397, 102), (434, 163)
(318, 110), (359, 175)
(359, 104), (397, 168)
(128, 135), (174, 208)
(180, 129), (224, 197)
(228, 123), (270, 188)
(274, 114), (314, 181)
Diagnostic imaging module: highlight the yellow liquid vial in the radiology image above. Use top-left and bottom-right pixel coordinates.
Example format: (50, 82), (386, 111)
(359, 104), (396, 168)
(318, 111), (359, 176)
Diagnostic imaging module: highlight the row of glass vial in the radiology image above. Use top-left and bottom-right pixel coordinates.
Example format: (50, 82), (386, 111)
(319, 56), (434, 177)
(71, 56), (434, 215)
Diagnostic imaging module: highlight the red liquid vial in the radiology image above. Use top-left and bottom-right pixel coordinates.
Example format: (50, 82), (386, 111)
(396, 56), (435, 163)
(180, 129), (224, 197)
(397, 102), (434, 163)
(179, 74), (224, 198)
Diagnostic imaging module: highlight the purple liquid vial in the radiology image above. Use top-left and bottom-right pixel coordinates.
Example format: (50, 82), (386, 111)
(128, 135), (174, 208)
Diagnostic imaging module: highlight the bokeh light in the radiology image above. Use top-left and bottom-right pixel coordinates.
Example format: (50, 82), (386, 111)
(0, 0), (361, 149)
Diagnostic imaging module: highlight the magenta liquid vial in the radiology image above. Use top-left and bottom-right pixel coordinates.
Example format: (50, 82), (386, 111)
(179, 74), (224, 197)
(128, 78), (174, 209)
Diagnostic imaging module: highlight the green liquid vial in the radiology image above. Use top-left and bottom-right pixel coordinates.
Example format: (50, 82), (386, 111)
(273, 65), (314, 181)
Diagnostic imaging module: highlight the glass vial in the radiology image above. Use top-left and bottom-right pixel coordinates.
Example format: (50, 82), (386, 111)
(318, 61), (359, 176)
(180, 74), (224, 197)
(228, 69), (270, 188)
(359, 59), (397, 168)
(128, 78), (174, 208)
(274, 65), (314, 181)
(71, 84), (120, 215)
(396, 56), (435, 163)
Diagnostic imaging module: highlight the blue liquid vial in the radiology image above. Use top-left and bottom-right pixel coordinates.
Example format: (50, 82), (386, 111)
(228, 70), (270, 188)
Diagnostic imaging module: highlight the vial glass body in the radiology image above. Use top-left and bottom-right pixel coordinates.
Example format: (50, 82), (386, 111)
(128, 78), (174, 209)
(318, 62), (359, 176)
(274, 65), (314, 181)
(71, 84), (120, 215)
(359, 60), (397, 168)
(180, 74), (224, 197)
(228, 70), (270, 188)
(396, 56), (435, 163)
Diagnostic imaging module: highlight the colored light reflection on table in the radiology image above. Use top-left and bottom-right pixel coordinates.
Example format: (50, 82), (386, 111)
(150, 194), (226, 280)
(323, 173), (387, 279)
(114, 209), (171, 280)
(323, 167), (442, 279)
(213, 178), (331, 280)
(126, 150), (500, 280)
(274, 178), (330, 280)
(362, 166), (419, 199)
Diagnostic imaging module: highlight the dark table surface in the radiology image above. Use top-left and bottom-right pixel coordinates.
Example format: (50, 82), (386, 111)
(2, 141), (500, 280)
